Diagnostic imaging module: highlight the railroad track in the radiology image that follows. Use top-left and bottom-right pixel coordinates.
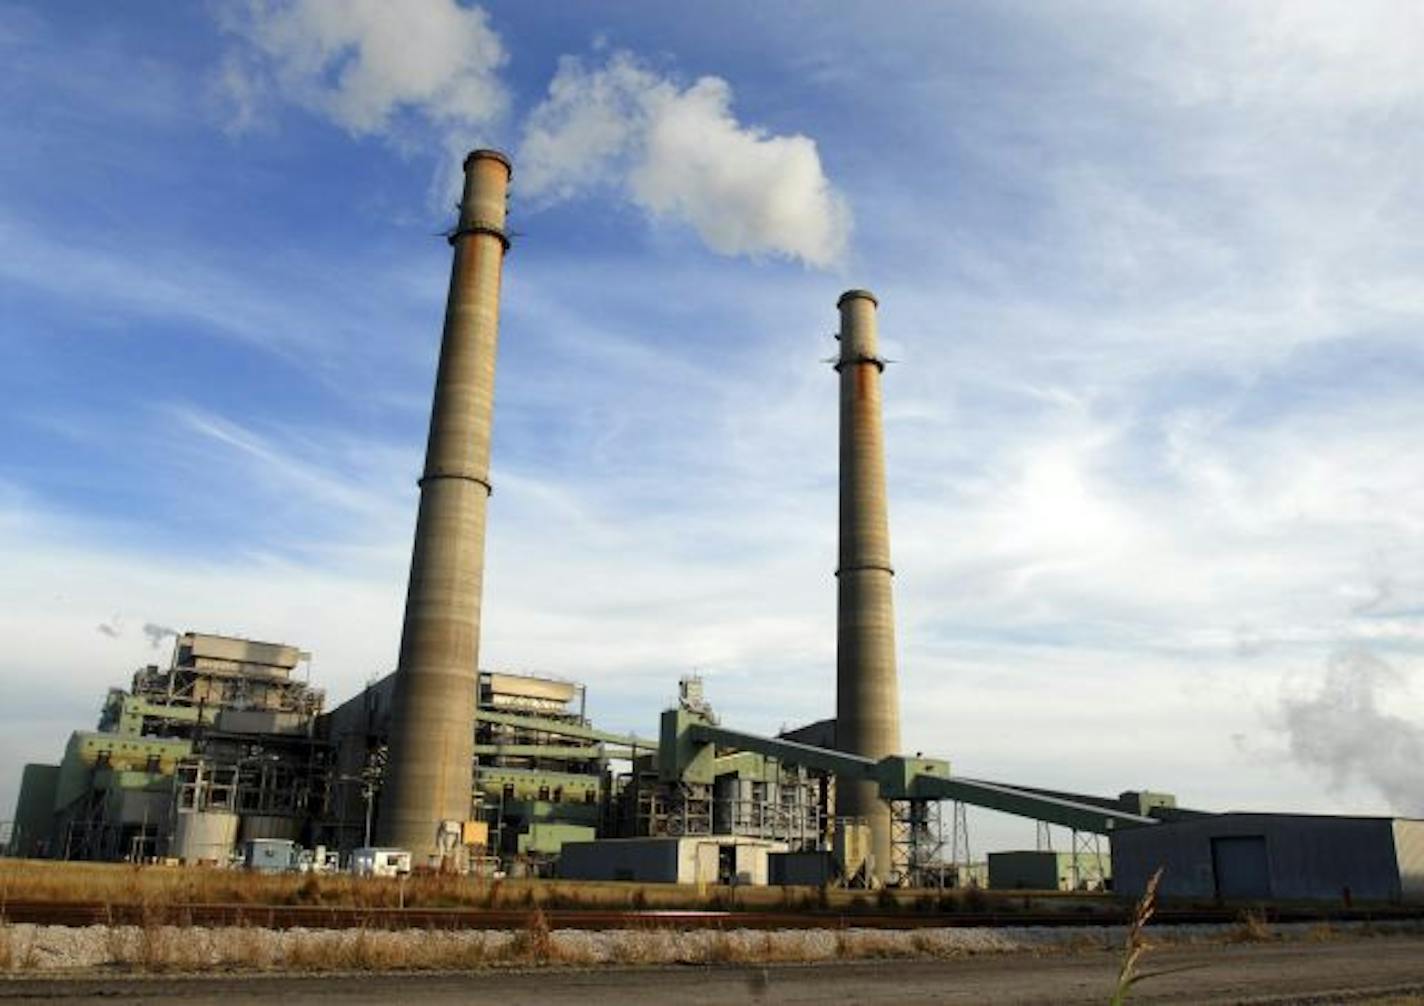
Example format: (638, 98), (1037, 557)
(3, 901), (1421, 931)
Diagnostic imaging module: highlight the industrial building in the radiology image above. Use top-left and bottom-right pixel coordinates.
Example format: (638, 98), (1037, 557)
(1112, 813), (1424, 903)
(10, 632), (325, 862)
(9, 631), (1180, 885)
(987, 850), (1112, 892)
(560, 836), (789, 886)
(8, 147), (1413, 901)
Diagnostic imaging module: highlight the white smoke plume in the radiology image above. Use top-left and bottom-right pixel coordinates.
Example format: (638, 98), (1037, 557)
(217, 0), (507, 168)
(143, 623), (179, 649)
(1276, 648), (1424, 815)
(217, 12), (849, 264)
(519, 52), (851, 268)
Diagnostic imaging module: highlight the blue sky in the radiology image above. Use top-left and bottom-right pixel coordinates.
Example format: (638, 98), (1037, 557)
(3, 1), (1423, 850)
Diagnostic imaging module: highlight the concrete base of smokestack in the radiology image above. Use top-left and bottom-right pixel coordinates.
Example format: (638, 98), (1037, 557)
(833, 288), (901, 885)
(379, 150), (512, 867)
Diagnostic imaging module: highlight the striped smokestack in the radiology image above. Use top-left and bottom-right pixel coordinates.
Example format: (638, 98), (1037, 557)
(379, 149), (512, 866)
(834, 288), (901, 884)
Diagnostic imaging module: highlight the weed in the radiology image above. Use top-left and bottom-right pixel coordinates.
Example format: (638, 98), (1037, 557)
(454, 931), (495, 968)
(1109, 865), (1162, 1006)
(291, 873), (322, 906)
(138, 921), (173, 972)
(702, 930), (741, 964)
(609, 931), (656, 965)
(510, 908), (553, 963)
(1228, 910), (1273, 943)
(707, 889), (733, 911)
(845, 931), (904, 959)
(910, 931), (940, 957)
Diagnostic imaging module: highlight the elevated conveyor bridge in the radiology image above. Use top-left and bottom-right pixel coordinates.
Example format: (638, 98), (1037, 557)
(670, 715), (1162, 836)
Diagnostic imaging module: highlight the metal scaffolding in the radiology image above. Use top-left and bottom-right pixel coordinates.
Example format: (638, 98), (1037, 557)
(1070, 829), (1109, 890)
(888, 798), (944, 887)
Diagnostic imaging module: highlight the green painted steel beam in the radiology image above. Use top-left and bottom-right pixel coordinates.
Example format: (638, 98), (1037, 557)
(475, 764), (604, 787)
(681, 720), (1157, 835)
(688, 722), (876, 778)
(473, 709), (655, 750)
(911, 776), (1156, 833)
(473, 744), (627, 759)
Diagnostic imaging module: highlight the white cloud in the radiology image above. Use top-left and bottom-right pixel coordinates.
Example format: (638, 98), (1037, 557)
(519, 52), (851, 268)
(218, 0), (507, 158)
(1126, 1), (1424, 110)
(213, 51), (268, 136)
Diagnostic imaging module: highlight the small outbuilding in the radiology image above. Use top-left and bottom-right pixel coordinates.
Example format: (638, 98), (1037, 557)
(558, 836), (789, 885)
(1111, 813), (1424, 903)
(987, 850), (1112, 891)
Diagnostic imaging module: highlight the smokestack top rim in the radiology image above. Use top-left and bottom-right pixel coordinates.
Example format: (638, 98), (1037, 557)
(837, 288), (878, 309)
(464, 148), (513, 177)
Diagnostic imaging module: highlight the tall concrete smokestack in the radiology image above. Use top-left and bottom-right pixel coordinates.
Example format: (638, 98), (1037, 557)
(380, 149), (512, 866)
(833, 289), (901, 884)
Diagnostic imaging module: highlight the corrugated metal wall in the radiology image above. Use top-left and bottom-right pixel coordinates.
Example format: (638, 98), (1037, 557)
(1113, 814), (1405, 902)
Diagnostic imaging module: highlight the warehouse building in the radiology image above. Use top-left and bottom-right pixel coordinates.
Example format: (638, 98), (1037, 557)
(1111, 813), (1424, 903)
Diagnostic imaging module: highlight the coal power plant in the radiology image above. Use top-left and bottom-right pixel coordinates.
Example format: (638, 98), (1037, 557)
(9, 149), (1423, 903)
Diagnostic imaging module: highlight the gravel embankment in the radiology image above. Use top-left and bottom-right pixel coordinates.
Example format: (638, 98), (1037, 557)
(0, 919), (1410, 974)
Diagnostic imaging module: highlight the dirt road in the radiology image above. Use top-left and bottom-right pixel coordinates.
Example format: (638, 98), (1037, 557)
(2, 936), (1422, 1004)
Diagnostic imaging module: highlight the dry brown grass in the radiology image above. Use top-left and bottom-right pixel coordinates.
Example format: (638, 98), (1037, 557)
(1227, 910), (1274, 944)
(845, 931), (907, 959)
(604, 920), (675, 965)
(694, 930), (810, 965)
(509, 908), (553, 963)
(0, 858), (1111, 918)
(907, 930), (975, 959)
(700, 931), (742, 965)
(98, 925), (513, 972)
(1305, 921), (1336, 942)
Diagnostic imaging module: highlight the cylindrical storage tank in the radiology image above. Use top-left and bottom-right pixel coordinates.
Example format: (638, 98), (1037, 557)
(173, 810), (239, 864)
(240, 814), (301, 843)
